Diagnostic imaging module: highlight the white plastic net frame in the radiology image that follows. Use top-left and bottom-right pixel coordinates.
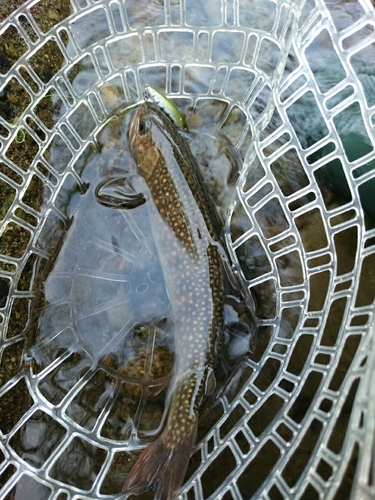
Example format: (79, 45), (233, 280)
(0, 0), (374, 499)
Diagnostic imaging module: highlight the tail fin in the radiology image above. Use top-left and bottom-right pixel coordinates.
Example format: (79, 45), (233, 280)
(123, 419), (197, 500)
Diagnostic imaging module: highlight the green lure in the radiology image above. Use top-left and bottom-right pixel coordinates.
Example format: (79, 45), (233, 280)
(144, 85), (188, 130)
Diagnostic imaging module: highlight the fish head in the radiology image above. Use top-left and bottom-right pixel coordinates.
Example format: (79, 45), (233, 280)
(129, 103), (164, 180)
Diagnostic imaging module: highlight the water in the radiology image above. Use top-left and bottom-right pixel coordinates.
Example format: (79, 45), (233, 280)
(0, 1), (375, 499)
(19, 101), (256, 496)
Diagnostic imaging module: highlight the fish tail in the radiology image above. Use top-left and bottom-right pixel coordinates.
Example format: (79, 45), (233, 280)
(122, 418), (198, 500)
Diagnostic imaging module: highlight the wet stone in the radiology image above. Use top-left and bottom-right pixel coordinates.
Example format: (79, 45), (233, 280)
(49, 436), (107, 491)
(9, 410), (66, 468)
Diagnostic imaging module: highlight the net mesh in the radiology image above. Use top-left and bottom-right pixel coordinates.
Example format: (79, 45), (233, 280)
(0, 0), (375, 499)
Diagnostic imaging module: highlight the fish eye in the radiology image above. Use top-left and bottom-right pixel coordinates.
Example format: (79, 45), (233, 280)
(138, 119), (150, 135)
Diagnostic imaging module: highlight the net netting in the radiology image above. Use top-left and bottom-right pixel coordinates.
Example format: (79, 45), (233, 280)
(0, 0), (375, 499)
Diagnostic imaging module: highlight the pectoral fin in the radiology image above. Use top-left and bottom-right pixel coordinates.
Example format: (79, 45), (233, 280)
(95, 177), (146, 209)
(220, 141), (242, 186)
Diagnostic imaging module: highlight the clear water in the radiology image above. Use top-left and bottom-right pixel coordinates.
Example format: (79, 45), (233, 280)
(0, 1), (375, 499)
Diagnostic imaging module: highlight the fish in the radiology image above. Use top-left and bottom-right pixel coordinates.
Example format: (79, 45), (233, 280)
(99, 96), (256, 499)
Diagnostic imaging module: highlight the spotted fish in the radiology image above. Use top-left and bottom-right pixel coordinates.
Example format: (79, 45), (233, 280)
(100, 97), (255, 499)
